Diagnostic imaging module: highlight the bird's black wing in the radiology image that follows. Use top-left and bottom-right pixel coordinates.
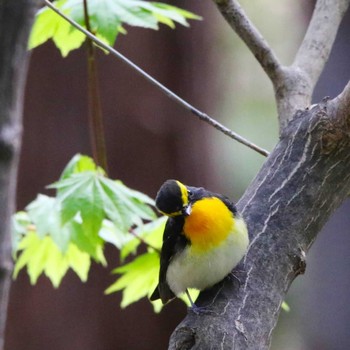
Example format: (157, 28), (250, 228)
(150, 216), (188, 304)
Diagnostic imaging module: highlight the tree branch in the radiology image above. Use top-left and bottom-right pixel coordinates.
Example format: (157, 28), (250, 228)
(0, 0), (38, 348)
(169, 84), (350, 350)
(43, 0), (269, 158)
(212, 0), (283, 84)
(274, 0), (350, 130)
(293, 0), (350, 88)
(212, 0), (350, 132)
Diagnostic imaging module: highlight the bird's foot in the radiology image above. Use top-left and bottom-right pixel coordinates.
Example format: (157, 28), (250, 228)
(188, 304), (214, 315)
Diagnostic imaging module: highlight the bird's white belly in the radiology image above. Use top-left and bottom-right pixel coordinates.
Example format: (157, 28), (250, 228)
(166, 229), (248, 296)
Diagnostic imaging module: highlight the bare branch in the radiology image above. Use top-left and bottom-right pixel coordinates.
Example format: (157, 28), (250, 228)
(43, 0), (269, 157)
(212, 0), (350, 133)
(275, 0), (350, 130)
(293, 0), (350, 88)
(212, 0), (283, 84)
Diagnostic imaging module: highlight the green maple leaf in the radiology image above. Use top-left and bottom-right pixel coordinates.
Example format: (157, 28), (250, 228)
(29, 0), (201, 56)
(105, 251), (161, 309)
(29, 0), (85, 57)
(13, 231), (90, 287)
(26, 194), (71, 251)
(12, 154), (162, 307)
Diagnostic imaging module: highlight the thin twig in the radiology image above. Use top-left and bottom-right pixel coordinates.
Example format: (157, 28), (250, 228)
(212, 0), (283, 84)
(83, 0), (108, 171)
(43, 0), (270, 157)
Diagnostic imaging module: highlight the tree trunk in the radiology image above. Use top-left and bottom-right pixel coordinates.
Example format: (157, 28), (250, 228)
(0, 0), (37, 348)
(169, 0), (350, 347)
(169, 86), (350, 349)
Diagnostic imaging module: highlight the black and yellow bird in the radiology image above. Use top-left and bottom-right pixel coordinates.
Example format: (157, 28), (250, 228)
(150, 179), (249, 307)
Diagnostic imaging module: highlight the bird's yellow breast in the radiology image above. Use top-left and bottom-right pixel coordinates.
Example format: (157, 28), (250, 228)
(183, 197), (234, 252)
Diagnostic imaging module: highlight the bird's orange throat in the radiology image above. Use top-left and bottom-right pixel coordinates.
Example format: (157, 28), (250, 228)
(183, 197), (234, 252)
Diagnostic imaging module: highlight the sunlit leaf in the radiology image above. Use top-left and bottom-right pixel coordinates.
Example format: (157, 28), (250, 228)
(68, 219), (106, 264)
(99, 178), (156, 229)
(59, 153), (102, 180)
(13, 231), (42, 281)
(120, 216), (165, 260)
(12, 211), (32, 255)
(43, 242), (70, 287)
(53, 173), (105, 237)
(138, 2), (202, 28)
(29, 0), (85, 56)
(105, 251), (159, 308)
(64, 243), (91, 282)
(13, 232), (90, 287)
(12, 154), (161, 310)
(26, 194), (71, 251)
(99, 219), (133, 249)
(29, 0), (201, 55)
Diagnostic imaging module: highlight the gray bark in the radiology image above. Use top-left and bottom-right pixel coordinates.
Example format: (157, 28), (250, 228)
(169, 0), (350, 347)
(169, 86), (350, 349)
(0, 0), (37, 348)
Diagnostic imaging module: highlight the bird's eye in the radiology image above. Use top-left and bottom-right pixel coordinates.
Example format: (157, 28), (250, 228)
(188, 190), (193, 197)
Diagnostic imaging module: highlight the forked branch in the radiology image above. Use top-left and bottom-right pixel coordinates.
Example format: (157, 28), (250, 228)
(212, 0), (350, 131)
(293, 0), (350, 88)
(212, 0), (283, 85)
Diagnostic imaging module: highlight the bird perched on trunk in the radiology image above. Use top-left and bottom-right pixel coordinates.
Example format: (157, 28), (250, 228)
(150, 179), (249, 307)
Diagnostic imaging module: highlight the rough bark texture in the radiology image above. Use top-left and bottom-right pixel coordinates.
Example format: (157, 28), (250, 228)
(168, 1), (350, 348)
(0, 1), (37, 348)
(169, 88), (350, 349)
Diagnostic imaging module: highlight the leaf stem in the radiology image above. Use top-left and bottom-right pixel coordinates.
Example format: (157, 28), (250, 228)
(43, 0), (269, 157)
(83, 0), (108, 172)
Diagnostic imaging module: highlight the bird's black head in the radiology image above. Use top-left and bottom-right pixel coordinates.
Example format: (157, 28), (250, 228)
(155, 179), (189, 216)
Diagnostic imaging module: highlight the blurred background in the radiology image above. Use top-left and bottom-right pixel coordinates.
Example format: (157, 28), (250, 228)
(4, 0), (350, 349)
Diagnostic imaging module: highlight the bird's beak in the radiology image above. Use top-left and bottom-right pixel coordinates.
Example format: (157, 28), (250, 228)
(182, 204), (192, 216)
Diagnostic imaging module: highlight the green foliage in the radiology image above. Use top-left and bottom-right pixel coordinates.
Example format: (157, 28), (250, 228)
(29, 0), (85, 57)
(23, 0), (205, 313)
(105, 215), (199, 311)
(29, 0), (201, 56)
(106, 217), (165, 311)
(13, 230), (90, 287)
(120, 216), (166, 260)
(106, 251), (162, 311)
(12, 154), (157, 289)
(12, 155), (216, 311)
